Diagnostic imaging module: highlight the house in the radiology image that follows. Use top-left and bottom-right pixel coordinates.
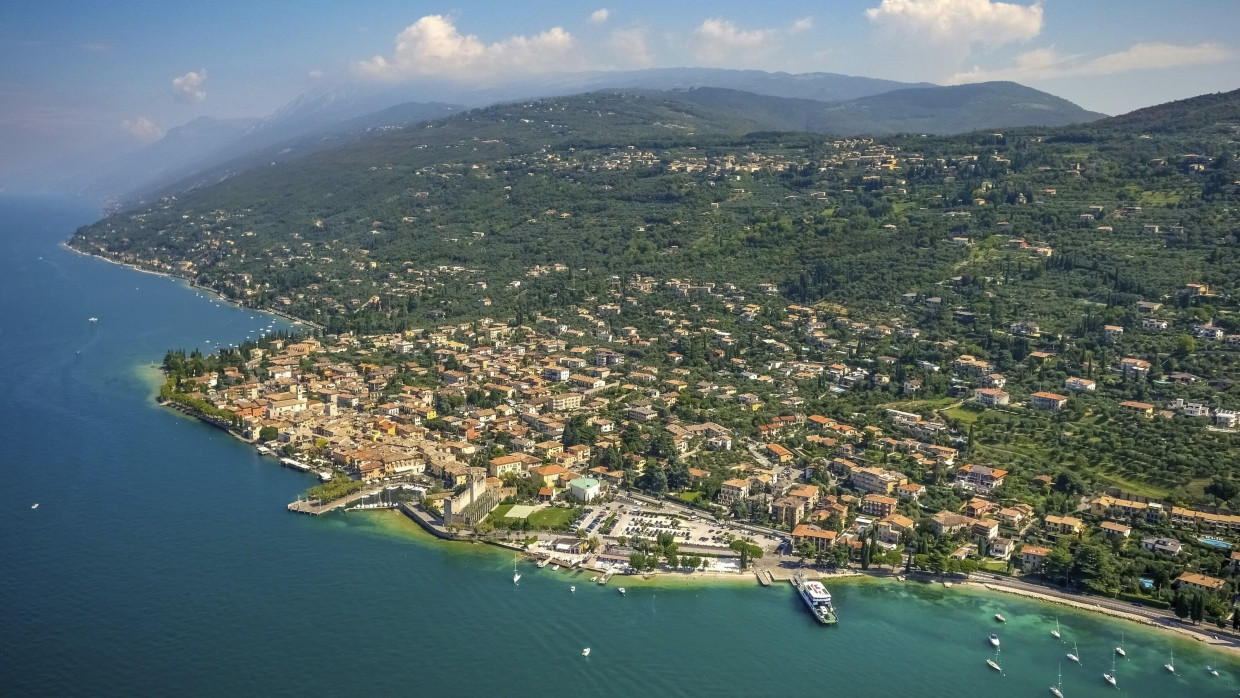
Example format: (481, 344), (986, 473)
(1044, 514), (1083, 536)
(766, 443), (793, 463)
(531, 464), (570, 487)
(973, 388), (1010, 408)
(851, 467), (907, 495)
(931, 511), (973, 536)
(1103, 325), (1124, 340)
(1099, 521), (1132, 539)
(1120, 400), (1154, 417)
(1021, 545), (1050, 572)
(718, 478), (750, 505)
(877, 514), (914, 545)
(964, 497), (997, 519)
(1141, 537), (1183, 556)
(1142, 317), (1168, 332)
(989, 537), (1014, 560)
(1175, 572), (1226, 593)
(896, 482), (925, 500)
(971, 519), (1000, 541)
(1119, 357), (1151, 377)
(1064, 377), (1096, 392)
(1030, 391), (1069, 410)
(771, 496), (808, 527)
(861, 493), (898, 518)
(792, 524), (837, 553)
(955, 464), (1008, 492)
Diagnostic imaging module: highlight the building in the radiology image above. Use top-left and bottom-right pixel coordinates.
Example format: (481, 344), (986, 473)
(973, 388), (1010, 408)
(1021, 545), (1050, 572)
(851, 467), (907, 495)
(1099, 521), (1132, 539)
(861, 493), (898, 518)
(1175, 572), (1226, 593)
(719, 478), (750, 505)
(792, 524), (837, 553)
(931, 511), (973, 536)
(1064, 377), (1096, 392)
(1030, 391), (1069, 410)
(568, 477), (601, 503)
(955, 464), (1008, 492)
(1044, 514), (1082, 535)
(1141, 537), (1183, 556)
(771, 496), (808, 527)
(1120, 401), (1154, 417)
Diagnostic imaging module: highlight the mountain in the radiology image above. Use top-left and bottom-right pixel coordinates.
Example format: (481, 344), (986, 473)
(126, 100), (461, 206)
(1081, 87), (1240, 134)
(669, 82), (1106, 136)
(69, 116), (259, 200)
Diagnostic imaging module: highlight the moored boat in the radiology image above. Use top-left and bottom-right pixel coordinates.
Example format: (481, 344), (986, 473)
(995, 613), (1006, 623)
(794, 573), (839, 625)
(989, 634), (1000, 648)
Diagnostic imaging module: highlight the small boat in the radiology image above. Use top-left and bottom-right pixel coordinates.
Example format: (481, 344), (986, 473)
(1067, 641), (1080, 664)
(618, 587), (626, 595)
(1050, 663), (1064, 698)
(590, 576), (598, 582)
(987, 647), (1002, 673)
(552, 564), (560, 571)
(513, 561), (521, 585)
(570, 586), (576, 593)
(582, 648), (590, 657)
(1052, 617), (1061, 640)
(1164, 648), (1175, 673)
(995, 613), (1007, 623)
(1207, 665), (1219, 676)
(31, 503), (39, 509)
(1115, 631), (1126, 657)
(1104, 653), (1117, 687)
(989, 634), (1000, 648)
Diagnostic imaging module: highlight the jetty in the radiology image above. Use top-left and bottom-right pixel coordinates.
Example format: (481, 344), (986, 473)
(287, 486), (383, 515)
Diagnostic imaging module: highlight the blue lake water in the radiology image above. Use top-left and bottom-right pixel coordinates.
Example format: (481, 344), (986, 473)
(1, 195), (1237, 697)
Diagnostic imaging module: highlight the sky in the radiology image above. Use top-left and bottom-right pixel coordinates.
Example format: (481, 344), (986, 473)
(2, 0), (1238, 185)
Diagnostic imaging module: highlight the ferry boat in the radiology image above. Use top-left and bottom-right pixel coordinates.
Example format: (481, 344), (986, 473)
(794, 573), (838, 625)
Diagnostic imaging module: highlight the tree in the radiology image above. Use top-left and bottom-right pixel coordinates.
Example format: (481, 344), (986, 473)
(629, 552), (648, 571)
(883, 548), (903, 570)
(730, 539), (764, 568)
(1206, 476), (1239, 503)
(259, 426), (279, 442)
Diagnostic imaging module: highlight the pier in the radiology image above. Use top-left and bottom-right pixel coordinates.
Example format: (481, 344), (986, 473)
(287, 486), (384, 515)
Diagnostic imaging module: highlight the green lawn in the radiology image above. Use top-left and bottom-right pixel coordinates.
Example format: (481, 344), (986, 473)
(942, 406), (982, 424)
(527, 507), (578, 530)
(677, 491), (703, 503)
(491, 503), (514, 520)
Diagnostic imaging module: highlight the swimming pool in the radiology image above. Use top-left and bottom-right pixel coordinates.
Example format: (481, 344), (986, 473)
(1199, 537), (1233, 549)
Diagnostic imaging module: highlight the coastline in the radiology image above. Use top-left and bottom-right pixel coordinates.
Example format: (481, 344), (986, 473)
(59, 241), (320, 331)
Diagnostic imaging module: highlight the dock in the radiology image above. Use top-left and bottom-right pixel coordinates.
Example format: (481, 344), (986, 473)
(755, 570), (773, 586)
(287, 486), (383, 515)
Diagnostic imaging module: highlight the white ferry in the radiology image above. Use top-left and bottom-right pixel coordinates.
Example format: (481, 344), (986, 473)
(794, 573), (838, 625)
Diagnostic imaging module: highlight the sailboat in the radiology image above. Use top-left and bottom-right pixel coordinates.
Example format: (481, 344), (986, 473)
(1067, 641), (1080, 664)
(513, 562), (521, 584)
(995, 613), (1007, 623)
(987, 646), (1003, 673)
(1115, 631), (1126, 657)
(1103, 653), (1117, 687)
(1207, 665), (1219, 676)
(1050, 664), (1064, 698)
(31, 503), (39, 510)
(1052, 617), (1061, 640)
(1164, 648), (1175, 673)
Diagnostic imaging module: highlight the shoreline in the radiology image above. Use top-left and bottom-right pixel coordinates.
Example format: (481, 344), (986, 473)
(60, 241), (321, 331)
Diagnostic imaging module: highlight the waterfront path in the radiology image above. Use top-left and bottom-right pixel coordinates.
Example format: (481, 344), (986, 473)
(287, 486), (383, 515)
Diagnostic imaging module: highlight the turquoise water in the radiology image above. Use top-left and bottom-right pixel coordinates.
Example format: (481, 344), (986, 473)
(1, 195), (1237, 697)
(1200, 538), (1233, 550)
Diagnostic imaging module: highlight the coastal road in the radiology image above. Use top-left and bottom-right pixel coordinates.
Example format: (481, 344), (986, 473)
(968, 573), (1240, 651)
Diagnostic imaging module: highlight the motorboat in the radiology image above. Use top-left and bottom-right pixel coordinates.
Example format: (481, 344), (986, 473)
(618, 587), (626, 595)
(582, 648), (590, 657)
(989, 634), (1000, 648)
(995, 613), (1007, 623)
(570, 586), (576, 593)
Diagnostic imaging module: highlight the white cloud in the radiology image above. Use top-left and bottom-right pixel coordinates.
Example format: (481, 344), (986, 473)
(949, 42), (1232, 83)
(121, 116), (164, 141)
(791, 17), (814, 34)
(171, 70), (207, 103)
(609, 27), (654, 67)
(693, 18), (775, 65)
(308, 69), (325, 79)
(356, 15), (576, 82)
(865, 0), (1042, 46)
(589, 9), (610, 26)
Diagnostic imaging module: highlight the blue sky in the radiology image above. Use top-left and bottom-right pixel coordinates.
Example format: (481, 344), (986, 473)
(2, 0), (1238, 182)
